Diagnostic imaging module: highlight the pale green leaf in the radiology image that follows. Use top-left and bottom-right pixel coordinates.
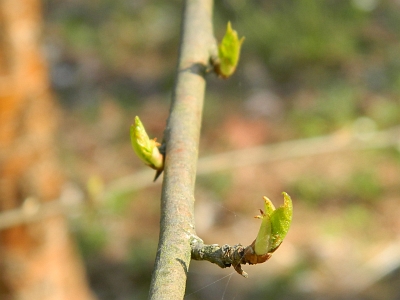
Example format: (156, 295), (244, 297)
(269, 192), (293, 252)
(254, 213), (272, 255)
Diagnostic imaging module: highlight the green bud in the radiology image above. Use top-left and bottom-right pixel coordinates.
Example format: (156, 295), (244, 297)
(216, 21), (245, 78)
(130, 116), (163, 170)
(254, 192), (293, 255)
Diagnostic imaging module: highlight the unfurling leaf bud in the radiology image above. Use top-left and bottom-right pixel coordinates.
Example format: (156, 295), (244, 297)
(130, 116), (163, 171)
(214, 21), (245, 78)
(254, 192), (293, 256)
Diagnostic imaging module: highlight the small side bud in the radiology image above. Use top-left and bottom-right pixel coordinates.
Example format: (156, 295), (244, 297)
(214, 21), (245, 79)
(130, 116), (164, 171)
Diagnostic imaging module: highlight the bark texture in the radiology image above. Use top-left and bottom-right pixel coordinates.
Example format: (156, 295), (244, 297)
(148, 0), (215, 299)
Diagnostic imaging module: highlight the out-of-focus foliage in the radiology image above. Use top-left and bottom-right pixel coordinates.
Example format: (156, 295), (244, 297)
(43, 0), (400, 299)
(45, 0), (181, 106)
(46, 0), (400, 134)
(217, 0), (400, 86)
(214, 0), (400, 136)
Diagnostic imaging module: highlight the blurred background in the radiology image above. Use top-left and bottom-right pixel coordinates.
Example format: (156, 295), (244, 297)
(1, 0), (400, 299)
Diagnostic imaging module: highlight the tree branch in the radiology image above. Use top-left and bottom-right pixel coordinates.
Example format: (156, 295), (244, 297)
(190, 236), (250, 278)
(148, 0), (215, 299)
(190, 235), (274, 278)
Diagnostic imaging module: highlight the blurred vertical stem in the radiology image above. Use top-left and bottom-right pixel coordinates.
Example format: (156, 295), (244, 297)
(148, 0), (215, 299)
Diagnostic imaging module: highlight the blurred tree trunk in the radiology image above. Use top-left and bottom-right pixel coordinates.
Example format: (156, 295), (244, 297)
(0, 1), (95, 299)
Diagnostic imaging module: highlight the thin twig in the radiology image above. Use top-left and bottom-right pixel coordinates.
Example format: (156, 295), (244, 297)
(189, 235), (275, 278)
(341, 239), (400, 295)
(102, 125), (400, 200)
(0, 189), (84, 230)
(2, 126), (399, 230)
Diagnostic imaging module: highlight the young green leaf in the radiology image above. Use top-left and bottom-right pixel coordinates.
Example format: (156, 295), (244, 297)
(263, 196), (276, 215)
(269, 192), (293, 252)
(254, 212), (272, 256)
(130, 116), (163, 171)
(254, 192), (293, 255)
(215, 21), (245, 78)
